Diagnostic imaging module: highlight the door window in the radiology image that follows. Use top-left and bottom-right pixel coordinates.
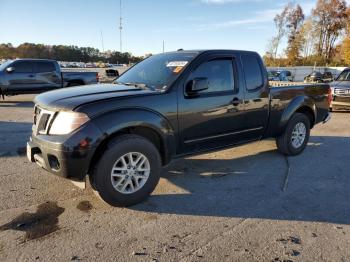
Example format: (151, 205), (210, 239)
(188, 59), (235, 94)
(12, 61), (34, 73)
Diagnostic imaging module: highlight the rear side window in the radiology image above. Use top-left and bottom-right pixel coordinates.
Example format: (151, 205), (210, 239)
(188, 59), (234, 93)
(36, 61), (56, 73)
(12, 61), (34, 73)
(242, 54), (263, 91)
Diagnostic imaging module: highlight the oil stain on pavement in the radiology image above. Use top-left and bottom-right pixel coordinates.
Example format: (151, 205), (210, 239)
(0, 201), (65, 242)
(76, 201), (93, 212)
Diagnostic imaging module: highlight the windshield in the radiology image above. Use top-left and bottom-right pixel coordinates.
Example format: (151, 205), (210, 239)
(336, 70), (350, 81)
(115, 52), (197, 89)
(0, 60), (13, 71)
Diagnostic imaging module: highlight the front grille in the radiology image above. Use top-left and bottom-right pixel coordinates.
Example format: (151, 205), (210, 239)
(335, 88), (350, 96)
(33, 106), (55, 135)
(334, 96), (350, 103)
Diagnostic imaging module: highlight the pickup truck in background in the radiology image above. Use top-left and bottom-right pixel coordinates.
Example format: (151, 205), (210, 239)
(27, 50), (331, 207)
(329, 68), (350, 110)
(0, 59), (99, 97)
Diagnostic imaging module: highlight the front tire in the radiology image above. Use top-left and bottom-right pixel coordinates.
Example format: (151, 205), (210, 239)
(92, 135), (161, 207)
(276, 113), (310, 156)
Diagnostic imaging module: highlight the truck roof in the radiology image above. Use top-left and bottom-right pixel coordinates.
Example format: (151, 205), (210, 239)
(164, 49), (260, 56)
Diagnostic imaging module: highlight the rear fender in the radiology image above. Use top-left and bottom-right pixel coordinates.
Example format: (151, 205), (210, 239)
(279, 96), (316, 130)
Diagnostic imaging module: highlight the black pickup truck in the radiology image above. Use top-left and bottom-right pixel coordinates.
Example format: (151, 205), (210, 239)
(0, 59), (99, 97)
(27, 50), (331, 207)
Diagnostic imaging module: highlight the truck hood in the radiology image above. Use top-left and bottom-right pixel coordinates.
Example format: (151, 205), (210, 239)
(0, 71), (4, 86)
(331, 80), (350, 89)
(34, 83), (159, 111)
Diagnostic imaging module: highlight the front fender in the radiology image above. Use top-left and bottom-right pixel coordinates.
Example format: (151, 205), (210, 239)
(279, 96), (316, 130)
(91, 108), (176, 164)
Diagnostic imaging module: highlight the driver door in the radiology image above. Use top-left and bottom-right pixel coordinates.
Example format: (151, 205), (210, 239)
(177, 55), (246, 154)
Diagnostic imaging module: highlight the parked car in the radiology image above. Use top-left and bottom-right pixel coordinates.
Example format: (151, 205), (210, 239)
(105, 69), (119, 78)
(85, 63), (95, 68)
(0, 59), (99, 97)
(27, 50), (331, 207)
(304, 71), (333, 83)
(329, 68), (350, 110)
(268, 70), (293, 81)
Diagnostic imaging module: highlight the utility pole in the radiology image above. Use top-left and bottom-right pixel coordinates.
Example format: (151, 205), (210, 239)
(100, 30), (105, 53)
(119, 0), (123, 53)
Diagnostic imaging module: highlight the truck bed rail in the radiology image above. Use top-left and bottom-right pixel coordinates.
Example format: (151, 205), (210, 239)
(269, 81), (306, 87)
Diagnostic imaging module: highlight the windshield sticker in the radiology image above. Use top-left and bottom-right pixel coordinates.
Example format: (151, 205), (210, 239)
(166, 61), (188, 67)
(173, 66), (184, 74)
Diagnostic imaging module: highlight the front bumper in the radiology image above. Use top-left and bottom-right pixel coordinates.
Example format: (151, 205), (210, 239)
(331, 96), (350, 110)
(27, 121), (103, 181)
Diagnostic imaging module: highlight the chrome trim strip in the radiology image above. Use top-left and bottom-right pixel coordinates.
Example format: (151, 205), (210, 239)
(184, 126), (264, 144)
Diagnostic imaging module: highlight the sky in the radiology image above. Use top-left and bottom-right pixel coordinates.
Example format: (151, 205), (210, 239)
(0, 0), (348, 56)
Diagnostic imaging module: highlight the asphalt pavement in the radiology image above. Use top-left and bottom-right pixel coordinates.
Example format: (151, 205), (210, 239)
(0, 95), (349, 261)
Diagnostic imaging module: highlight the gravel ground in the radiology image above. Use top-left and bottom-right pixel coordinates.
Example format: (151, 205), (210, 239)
(0, 95), (349, 262)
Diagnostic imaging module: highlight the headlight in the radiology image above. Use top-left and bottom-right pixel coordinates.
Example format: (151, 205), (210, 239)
(49, 112), (90, 135)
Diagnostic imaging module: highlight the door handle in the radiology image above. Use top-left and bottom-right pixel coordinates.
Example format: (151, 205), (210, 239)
(231, 97), (241, 106)
(28, 74), (35, 78)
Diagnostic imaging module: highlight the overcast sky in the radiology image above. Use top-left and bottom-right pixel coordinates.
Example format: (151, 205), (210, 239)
(0, 0), (349, 56)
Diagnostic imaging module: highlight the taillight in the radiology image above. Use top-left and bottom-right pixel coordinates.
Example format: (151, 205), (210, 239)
(96, 72), (100, 82)
(327, 87), (333, 107)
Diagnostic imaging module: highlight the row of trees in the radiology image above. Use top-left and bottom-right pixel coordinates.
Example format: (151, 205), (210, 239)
(0, 43), (143, 64)
(264, 0), (350, 66)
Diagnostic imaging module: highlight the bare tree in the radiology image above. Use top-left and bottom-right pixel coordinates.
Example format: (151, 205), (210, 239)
(272, 4), (291, 59)
(300, 19), (316, 59)
(285, 4), (305, 64)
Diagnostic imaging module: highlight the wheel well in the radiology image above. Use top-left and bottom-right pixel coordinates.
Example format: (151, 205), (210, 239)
(296, 106), (315, 128)
(88, 126), (166, 175)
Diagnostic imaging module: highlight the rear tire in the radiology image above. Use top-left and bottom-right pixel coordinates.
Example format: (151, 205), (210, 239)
(276, 113), (310, 156)
(91, 135), (161, 207)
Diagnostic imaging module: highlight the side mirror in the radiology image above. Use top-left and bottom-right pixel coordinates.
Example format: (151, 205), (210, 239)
(6, 67), (14, 73)
(186, 77), (208, 95)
